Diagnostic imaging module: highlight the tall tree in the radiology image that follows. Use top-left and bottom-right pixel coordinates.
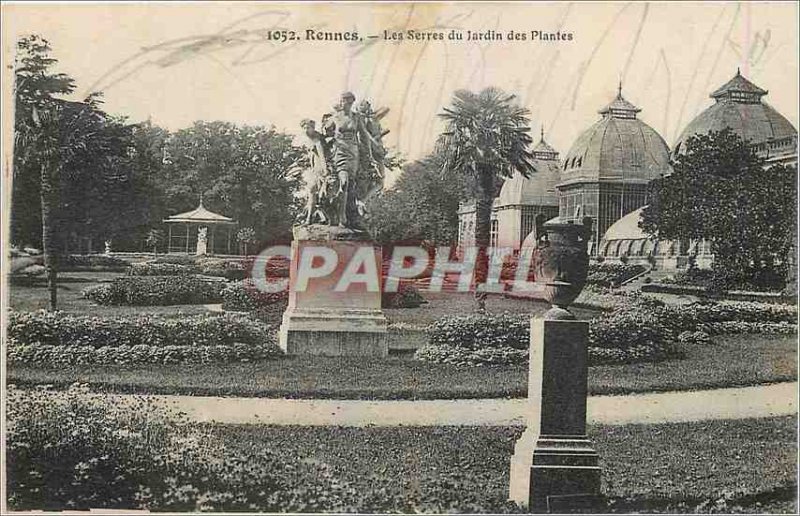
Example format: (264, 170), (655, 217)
(14, 35), (132, 308)
(437, 88), (536, 310)
(14, 36), (76, 309)
(641, 128), (797, 291)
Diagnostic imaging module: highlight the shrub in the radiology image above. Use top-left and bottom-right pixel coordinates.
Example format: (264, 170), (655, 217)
(83, 276), (225, 305)
(382, 283), (426, 308)
(7, 310), (280, 365)
(222, 279), (288, 312)
(6, 385), (356, 512)
(587, 263), (647, 288)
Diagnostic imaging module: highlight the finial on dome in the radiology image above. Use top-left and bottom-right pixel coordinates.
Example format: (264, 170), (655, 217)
(617, 80), (623, 99)
(737, 67), (741, 76)
(199, 193), (204, 207)
(540, 126), (545, 142)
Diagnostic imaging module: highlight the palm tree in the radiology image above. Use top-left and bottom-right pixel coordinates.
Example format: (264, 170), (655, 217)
(437, 88), (536, 311)
(14, 36), (130, 309)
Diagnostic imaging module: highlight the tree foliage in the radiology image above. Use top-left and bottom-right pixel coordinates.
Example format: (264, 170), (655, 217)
(157, 121), (303, 244)
(365, 154), (467, 245)
(641, 128), (797, 291)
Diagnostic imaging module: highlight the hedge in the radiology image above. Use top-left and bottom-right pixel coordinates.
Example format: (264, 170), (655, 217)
(7, 310), (280, 365)
(416, 307), (678, 367)
(83, 276), (225, 305)
(129, 259), (249, 280)
(60, 254), (131, 272)
(642, 282), (792, 302)
(221, 279), (288, 312)
(415, 299), (797, 367)
(128, 262), (193, 276)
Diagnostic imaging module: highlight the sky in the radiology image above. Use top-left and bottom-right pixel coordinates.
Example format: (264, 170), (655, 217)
(3, 2), (798, 179)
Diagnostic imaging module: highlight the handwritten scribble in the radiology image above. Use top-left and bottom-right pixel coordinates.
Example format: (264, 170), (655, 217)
(620, 3), (649, 85)
(672, 3), (727, 143)
(84, 10), (319, 96)
(691, 4), (741, 129)
(570, 3), (633, 110)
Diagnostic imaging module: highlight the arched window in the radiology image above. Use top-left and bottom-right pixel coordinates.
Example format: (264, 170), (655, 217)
(576, 157), (582, 168)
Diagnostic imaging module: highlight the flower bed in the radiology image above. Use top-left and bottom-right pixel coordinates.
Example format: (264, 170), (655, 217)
(82, 276), (225, 305)
(698, 321), (798, 335)
(6, 385), (356, 512)
(415, 299), (798, 367)
(7, 311), (279, 365)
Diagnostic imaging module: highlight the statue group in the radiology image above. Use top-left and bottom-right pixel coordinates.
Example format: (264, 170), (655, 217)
(300, 91), (389, 230)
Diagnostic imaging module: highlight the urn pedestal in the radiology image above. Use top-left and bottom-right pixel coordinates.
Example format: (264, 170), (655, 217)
(278, 225), (388, 357)
(509, 317), (602, 512)
(509, 217), (603, 512)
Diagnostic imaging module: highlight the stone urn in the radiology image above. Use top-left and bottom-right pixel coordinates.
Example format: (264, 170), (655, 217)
(533, 217), (593, 319)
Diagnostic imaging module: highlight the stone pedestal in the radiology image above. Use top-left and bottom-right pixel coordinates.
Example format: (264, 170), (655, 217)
(509, 316), (602, 512)
(278, 225), (388, 356)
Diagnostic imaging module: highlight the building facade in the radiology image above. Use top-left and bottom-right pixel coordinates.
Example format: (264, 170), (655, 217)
(457, 72), (796, 270)
(597, 71), (798, 269)
(556, 86), (672, 250)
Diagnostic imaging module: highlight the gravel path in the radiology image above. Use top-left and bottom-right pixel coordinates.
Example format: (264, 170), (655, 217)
(110, 381), (797, 427)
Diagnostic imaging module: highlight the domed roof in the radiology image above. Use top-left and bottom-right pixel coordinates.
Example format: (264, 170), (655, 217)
(558, 87), (671, 187)
(673, 70), (797, 156)
(602, 207), (647, 241)
(496, 131), (561, 208)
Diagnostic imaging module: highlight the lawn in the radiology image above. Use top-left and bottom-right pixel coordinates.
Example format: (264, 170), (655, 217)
(9, 333), (796, 398)
(8, 271), (213, 317)
(208, 416), (797, 513)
